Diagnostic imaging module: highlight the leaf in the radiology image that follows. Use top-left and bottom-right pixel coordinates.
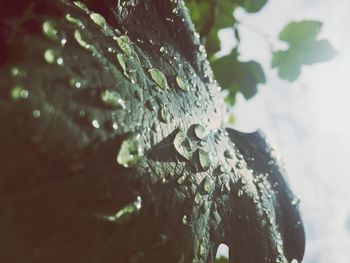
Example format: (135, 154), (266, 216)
(272, 20), (337, 81)
(238, 0), (268, 13)
(212, 49), (266, 103)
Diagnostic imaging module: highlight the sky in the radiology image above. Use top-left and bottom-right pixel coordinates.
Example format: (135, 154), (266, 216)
(220, 0), (350, 262)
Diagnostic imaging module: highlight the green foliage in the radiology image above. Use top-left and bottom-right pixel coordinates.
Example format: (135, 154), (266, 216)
(186, 1), (336, 106)
(212, 49), (265, 103)
(216, 256), (229, 263)
(272, 20), (337, 81)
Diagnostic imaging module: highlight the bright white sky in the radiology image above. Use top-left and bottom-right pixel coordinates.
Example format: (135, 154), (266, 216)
(220, 0), (350, 262)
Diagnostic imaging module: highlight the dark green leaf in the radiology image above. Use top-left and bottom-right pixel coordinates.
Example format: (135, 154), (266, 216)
(272, 20), (337, 81)
(212, 49), (266, 102)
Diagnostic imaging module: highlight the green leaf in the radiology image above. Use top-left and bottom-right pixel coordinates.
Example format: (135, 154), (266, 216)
(212, 49), (266, 103)
(272, 20), (337, 81)
(216, 256), (229, 263)
(239, 0), (268, 13)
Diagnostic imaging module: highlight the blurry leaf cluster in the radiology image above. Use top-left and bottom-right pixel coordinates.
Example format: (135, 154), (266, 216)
(186, 0), (337, 105)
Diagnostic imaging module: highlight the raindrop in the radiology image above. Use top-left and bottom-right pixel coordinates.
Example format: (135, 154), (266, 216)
(32, 109), (41, 118)
(194, 192), (202, 205)
(237, 189), (244, 197)
(10, 85), (28, 100)
(216, 244), (229, 260)
(73, 1), (90, 13)
(236, 151), (244, 160)
(42, 20), (58, 41)
(116, 134), (143, 168)
(116, 53), (127, 75)
(91, 119), (100, 128)
(99, 196), (142, 223)
(203, 177), (214, 193)
(148, 68), (168, 90)
(182, 215), (189, 225)
(193, 124), (207, 141)
(44, 49), (56, 64)
(174, 129), (193, 161)
(224, 149), (234, 159)
(101, 90), (126, 109)
(114, 35), (132, 57)
(90, 12), (107, 30)
(69, 77), (83, 89)
(177, 174), (187, 185)
(56, 57), (64, 65)
(65, 14), (85, 28)
(198, 149), (210, 171)
(10, 67), (26, 78)
(292, 196), (301, 206)
(158, 107), (168, 123)
(176, 75), (189, 92)
(199, 238), (206, 257)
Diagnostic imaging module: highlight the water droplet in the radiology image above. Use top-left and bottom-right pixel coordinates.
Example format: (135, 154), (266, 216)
(148, 68), (168, 90)
(276, 243), (283, 254)
(10, 85), (28, 100)
(182, 215), (189, 225)
(91, 119), (100, 128)
(44, 49), (56, 64)
(116, 134), (143, 168)
(101, 90), (126, 109)
(99, 196), (142, 223)
(194, 192), (202, 205)
(10, 67), (26, 78)
(236, 151), (244, 160)
(199, 238), (206, 257)
(73, 1), (90, 13)
(90, 12), (107, 30)
(176, 75), (189, 92)
(237, 189), (244, 197)
(116, 53), (127, 75)
(69, 77), (83, 89)
(158, 107), (168, 123)
(236, 161), (244, 169)
(74, 29), (99, 55)
(65, 14), (85, 28)
(203, 177), (214, 193)
(198, 149), (210, 171)
(193, 124), (207, 141)
(114, 35), (132, 56)
(224, 149), (234, 159)
(177, 174), (187, 184)
(42, 20), (58, 41)
(32, 109), (41, 118)
(174, 130), (193, 161)
(292, 196), (301, 206)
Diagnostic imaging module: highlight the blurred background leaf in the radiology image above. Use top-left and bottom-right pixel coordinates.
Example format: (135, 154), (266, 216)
(272, 20), (338, 81)
(186, 1), (337, 111)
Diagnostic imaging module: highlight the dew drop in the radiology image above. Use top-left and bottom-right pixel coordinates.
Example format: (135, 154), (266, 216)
(73, 1), (90, 13)
(182, 215), (189, 225)
(44, 49), (56, 64)
(198, 149), (210, 171)
(99, 196), (142, 223)
(100, 90), (126, 110)
(193, 124), (207, 141)
(116, 134), (143, 168)
(148, 68), (168, 90)
(10, 67), (26, 78)
(114, 35), (132, 57)
(176, 75), (189, 92)
(69, 77), (83, 89)
(177, 174), (187, 185)
(158, 107), (168, 123)
(203, 177), (214, 193)
(65, 14), (85, 28)
(10, 85), (28, 100)
(42, 20), (58, 41)
(116, 53), (127, 75)
(90, 12), (107, 30)
(91, 119), (100, 128)
(224, 149), (234, 159)
(174, 130), (193, 161)
(194, 192), (202, 205)
(32, 109), (41, 118)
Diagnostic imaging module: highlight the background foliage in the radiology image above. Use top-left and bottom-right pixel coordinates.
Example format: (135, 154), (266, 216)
(186, 0), (336, 107)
